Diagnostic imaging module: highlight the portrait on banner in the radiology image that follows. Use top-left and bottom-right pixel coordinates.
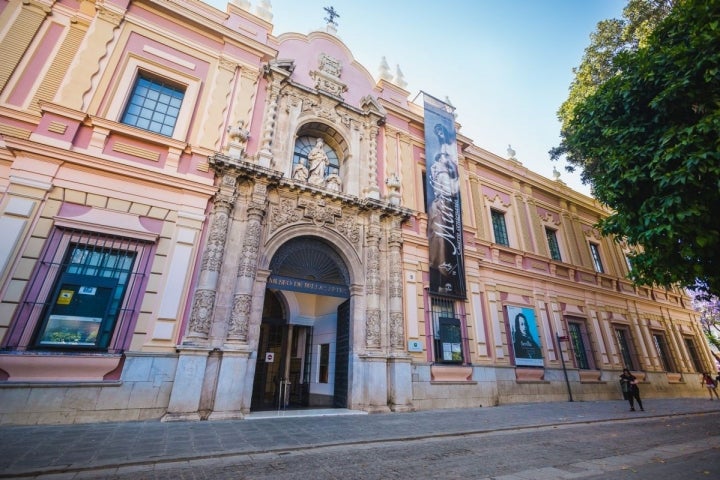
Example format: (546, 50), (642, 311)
(424, 94), (466, 298)
(506, 305), (543, 366)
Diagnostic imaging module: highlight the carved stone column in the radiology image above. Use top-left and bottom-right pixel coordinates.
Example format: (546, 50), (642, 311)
(365, 213), (382, 349)
(257, 72), (283, 168)
(388, 218), (404, 351)
(364, 124), (380, 199)
(186, 174), (237, 340)
(227, 183), (268, 343)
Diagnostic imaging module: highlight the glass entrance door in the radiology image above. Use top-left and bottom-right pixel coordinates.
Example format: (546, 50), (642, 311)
(251, 322), (312, 411)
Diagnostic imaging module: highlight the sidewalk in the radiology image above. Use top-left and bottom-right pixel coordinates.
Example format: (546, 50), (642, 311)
(1, 397), (718, 478)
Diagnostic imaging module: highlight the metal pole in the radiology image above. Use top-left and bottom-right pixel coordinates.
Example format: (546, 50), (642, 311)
(557, 333), (573, 402)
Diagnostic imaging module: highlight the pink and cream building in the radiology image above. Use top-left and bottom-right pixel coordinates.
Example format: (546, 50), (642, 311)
(0, 0), (713, 424)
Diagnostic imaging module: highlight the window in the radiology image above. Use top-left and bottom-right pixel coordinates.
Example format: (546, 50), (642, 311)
(430, 297), (464, 363)
(121, 73), (185, 136)
(491, 209), (509, 246)
(545, 228), (562, 261)
(652, 332), (676, 372)
(684, 337), (702, 372)
(568, 321), (595, 369)
(614, 326), (637, 370)
(5, 228), (153, 352)
(589, 242), (604, 273)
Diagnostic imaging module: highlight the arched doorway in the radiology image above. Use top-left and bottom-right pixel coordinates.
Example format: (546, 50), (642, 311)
(251, 237), (351, 411)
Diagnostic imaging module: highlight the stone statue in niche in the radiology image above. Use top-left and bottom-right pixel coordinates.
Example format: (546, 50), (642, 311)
(307, 138), (329, 186)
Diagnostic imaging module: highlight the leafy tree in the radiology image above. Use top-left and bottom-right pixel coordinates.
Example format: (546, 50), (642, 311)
(552, 0), (720, 296)
(557, 0), (674, 132)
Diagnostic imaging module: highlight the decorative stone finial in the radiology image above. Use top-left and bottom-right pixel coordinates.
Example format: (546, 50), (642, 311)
(552, 165), (561, 180)
(386, 173), (401, 206)
(226, 120), (250, 160)
(394, 64), (407, 89)
(255, 0), (273, 22)
(379, 57), (392, 81)
(231, 0), (251, 10)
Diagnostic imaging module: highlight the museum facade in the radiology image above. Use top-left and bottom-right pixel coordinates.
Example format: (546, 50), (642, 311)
(0, 0), (713, 424)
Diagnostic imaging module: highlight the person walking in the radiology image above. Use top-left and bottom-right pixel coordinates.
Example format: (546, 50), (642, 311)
(701, 372), (719, 400)
(619, 368), (644, 411)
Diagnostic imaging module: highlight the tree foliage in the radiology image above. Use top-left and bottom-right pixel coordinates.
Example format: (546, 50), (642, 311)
(557, 0), (674, 132)
(689, 291), (720, 350)
(552, 0), (720, 296)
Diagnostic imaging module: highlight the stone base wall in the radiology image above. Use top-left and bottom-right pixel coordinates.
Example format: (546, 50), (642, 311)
(0, 358), (711, 425)
(410, 365), (709, 411)
(0, 354), (177, 425)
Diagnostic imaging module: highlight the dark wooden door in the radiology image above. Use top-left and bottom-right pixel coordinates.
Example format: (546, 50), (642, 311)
(333, 299), (350, 408)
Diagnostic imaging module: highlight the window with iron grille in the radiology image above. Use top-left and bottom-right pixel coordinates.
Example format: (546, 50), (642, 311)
(589, 242), (605, 273)
(684, 337), (702, 372)
(491, 209), (509, 246)
(567, 321), (595, 369)
(430, 296), (464, 364)
(4, 228), (153, 353)
(614, 326), (637, 370)
(545, 228), (562, 261)
(652, 332), (676, 372)
(121, 72), (185, 136)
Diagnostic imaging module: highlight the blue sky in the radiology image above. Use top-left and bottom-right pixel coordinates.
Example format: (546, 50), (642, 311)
(207, 0), (627, 196)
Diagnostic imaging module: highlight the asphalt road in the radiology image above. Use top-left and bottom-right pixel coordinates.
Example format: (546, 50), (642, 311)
(25, 411), (720, 480)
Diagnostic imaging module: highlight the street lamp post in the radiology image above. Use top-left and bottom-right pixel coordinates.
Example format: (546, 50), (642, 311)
(556, 333), (573, 402)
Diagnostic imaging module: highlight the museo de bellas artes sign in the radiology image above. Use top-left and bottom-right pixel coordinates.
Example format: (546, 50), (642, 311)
(423, 93), (466, 299)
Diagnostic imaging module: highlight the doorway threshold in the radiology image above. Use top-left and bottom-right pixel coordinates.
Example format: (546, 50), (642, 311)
(246, 408), (368, 420)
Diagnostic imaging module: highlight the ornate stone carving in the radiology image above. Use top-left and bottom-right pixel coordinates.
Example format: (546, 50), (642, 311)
(366, 309), (381, 348)
(228, 294), (252, 340)
(366, 248), (380, 296)
(335, 216), (361, 247)
(389, 312), (404, 349)
(188, 289), (215, 336)
(298, 198), (342, 226)
(201, 207), (229, 272)
(270, 198), (302, 233)
(309, 53), (347, 98)
(237, 220), (261, 278)
(389, 249), (402, 298)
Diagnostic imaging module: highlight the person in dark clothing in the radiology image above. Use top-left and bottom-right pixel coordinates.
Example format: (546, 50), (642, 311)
(619, 368), (644, 411)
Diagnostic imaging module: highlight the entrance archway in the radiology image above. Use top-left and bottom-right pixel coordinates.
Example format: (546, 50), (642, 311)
(251, 237), (351, 411)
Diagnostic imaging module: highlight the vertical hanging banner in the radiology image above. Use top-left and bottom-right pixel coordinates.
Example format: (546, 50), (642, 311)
(424, 93), (466, 298)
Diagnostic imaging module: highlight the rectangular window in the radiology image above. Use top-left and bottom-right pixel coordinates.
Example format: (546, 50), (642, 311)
(121, 73), (185, 136)
(589, 242), (604, 273)
(652, 332), (675, 372)
(614, 326), (636, 370)
(545, 228), (562, 261)
(567, 321), (594, 369)
(6, 228), (153, 352)
(684, 337), (702, 372)
(491, 209), (509, 246)
(431, 297), (464, 363)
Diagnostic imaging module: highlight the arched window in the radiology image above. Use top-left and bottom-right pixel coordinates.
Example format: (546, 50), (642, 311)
(292, 136), (340, 177)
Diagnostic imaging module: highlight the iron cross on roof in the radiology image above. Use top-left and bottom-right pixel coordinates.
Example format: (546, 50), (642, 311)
(324, 6), (340, 27)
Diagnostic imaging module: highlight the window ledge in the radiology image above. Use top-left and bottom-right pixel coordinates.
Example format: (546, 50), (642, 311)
(430, 365), (473, 382)
(0, 352), (123, 382)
